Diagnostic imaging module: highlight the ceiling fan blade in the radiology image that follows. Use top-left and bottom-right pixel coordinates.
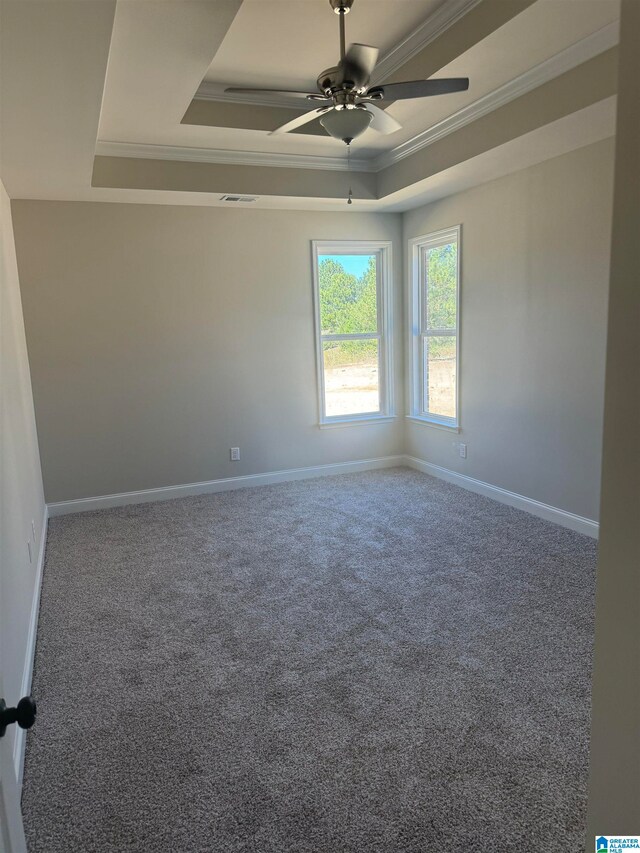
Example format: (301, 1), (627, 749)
(368, 77), (469, 101)
(269, 106), (332, 135)
(364, 103), (402, 135)
(342, 43), (379, 89)
(225, 87), (329, 101)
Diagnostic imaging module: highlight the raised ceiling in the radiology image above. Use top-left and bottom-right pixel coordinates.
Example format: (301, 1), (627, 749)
(0, 0), (620, 210)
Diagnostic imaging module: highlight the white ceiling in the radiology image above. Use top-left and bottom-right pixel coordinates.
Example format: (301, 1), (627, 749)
(0, 0), (620, 210)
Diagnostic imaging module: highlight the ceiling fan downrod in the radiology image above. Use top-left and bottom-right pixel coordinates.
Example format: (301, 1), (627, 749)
(330, 0), (354, 62)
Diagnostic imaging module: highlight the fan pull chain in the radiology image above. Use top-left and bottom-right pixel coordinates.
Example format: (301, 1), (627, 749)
(347, 143), (353, 205)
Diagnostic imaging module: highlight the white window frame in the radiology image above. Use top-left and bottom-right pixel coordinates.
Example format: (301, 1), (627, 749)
(407, 225), (461, 430)
(312, 240), (394, 428)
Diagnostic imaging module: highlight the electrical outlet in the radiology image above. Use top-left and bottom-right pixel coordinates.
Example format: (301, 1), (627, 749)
(230, 447), (240, 461)
(459, 443), (467, 459)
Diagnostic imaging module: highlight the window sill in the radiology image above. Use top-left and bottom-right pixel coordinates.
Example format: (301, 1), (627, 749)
(319, 416), (396, 430)
(405, 415), (460, 433)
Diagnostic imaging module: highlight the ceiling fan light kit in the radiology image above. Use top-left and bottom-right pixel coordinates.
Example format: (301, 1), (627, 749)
(320, 105), (372, 143)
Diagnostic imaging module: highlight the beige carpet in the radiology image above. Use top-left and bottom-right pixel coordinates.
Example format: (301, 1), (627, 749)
(23, 468), (596, 852)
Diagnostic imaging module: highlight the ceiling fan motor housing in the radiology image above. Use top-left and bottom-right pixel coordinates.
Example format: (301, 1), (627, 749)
(317, 67), (369, 98)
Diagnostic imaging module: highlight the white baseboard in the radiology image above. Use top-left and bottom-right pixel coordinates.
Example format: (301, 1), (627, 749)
(47, 453), (599, 536)
(47, 455), (406, 517)
(13, 508), (48, 787)
(403, 455), (599, 538)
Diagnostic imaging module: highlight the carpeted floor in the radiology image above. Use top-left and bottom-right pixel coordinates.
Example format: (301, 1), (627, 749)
(23, 468), (597, 852)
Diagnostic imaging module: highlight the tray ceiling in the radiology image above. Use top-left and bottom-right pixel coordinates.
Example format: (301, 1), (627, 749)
(0, 0), (620, 210)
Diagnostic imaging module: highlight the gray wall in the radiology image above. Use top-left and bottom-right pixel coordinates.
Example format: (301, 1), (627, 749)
(12, 140), (615, 523)
(11, 203), (403, 503)
(403, 139), (615, 521)
(587, 0), (640, 834)
(0, 178), (45, 765)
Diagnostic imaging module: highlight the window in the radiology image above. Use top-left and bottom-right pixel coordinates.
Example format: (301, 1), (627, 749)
(312, 241), (393, 426)
(408, 226), (460, 428)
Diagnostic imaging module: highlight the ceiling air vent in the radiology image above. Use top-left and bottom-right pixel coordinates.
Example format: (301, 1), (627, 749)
(220, 195), (258, 203)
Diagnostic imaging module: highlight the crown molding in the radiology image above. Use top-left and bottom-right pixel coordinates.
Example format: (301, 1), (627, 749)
(369, 0), (483, 85)
(94, 140), (372, 172)
(97, 20), (619, 178)
(371, 19), (619, 171)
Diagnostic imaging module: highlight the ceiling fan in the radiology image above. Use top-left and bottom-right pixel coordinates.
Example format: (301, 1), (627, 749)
(224, 0), (469, 144)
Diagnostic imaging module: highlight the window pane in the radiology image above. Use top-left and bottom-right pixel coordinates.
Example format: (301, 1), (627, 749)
(318, 254), (378, 335)
(424, 242), (457, 330)
(424, 335), (456, 419)
(323, 340), (379, 417)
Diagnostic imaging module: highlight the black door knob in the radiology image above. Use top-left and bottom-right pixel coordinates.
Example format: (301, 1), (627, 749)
(0, 696), (37, 738)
